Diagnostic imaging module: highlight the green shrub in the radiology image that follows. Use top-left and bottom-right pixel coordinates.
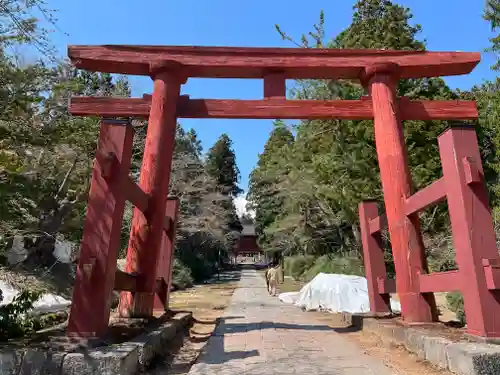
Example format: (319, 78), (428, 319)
(284, 254), (364, 282)
(302, 255), (364, 281)
(175, 234), (222, 282)
(446, 291), (466, 325)
(285, 255), (316, 280)
(0, 289), (42, 341)
(172, 258), (194, 290)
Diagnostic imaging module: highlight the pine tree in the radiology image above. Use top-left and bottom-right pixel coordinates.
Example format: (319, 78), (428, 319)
(205, 133), (243, 236)
(485, 0), (500, 70)
(247, 120), (294, 248)
(258, 0), (465, 259)
(334, 0), (424, 50)
(205, 133), (243, 197)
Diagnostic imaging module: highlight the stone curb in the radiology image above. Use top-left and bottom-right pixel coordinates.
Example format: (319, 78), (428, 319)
(0, 312), (192, 375)
(341, 313), (500, 375)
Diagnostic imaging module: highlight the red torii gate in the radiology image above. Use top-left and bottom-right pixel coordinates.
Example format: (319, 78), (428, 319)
(66, 45), (484, 338)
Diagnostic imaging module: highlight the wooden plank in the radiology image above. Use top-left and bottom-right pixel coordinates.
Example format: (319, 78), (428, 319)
(264, 72), (286, 99)
(404, 177), (447, 216)
(69, 96), (478, 121)
(359, 202), (392, 314)
(369, 214), (387, 234)
(114, 270), (137, 292)
(68, 45), (480, 79)
(114, 270), (166, 293)
(463, 157), (483, 184)
(377, 277), (396, 294)
(124, 176), (149, 213)
(483, 259), (500, 290)
(154, 198), (180, 312)
(67, 119), (134, 337)
(418, 271), (459, 293)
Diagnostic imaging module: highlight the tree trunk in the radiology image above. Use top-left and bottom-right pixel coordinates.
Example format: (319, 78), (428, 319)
(352, 223), (361, 246)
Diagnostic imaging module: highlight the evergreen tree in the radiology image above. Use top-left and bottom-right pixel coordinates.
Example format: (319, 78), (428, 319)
(247, 120), (294, 249)
(485, 0), (500, 70)
(205, 133), (243, 197)
(334, 0), (424, 50)
(205, 133), (243, 236)
(257, 0), (469, 261)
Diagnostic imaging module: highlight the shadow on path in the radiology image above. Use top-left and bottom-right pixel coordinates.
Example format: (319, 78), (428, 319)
(196, 317), (351, 365)
(215, 320), (335, 335)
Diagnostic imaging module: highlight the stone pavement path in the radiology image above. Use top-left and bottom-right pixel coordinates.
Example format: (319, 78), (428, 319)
(187, 267), (395, 375)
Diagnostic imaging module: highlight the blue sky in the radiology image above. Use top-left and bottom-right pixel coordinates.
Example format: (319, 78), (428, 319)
(42, 0), (496, 213)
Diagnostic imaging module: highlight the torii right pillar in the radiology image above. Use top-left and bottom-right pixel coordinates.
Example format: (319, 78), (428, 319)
(361, 63), (438, 323)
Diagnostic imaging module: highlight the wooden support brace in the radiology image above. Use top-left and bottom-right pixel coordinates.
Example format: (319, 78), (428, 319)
(113, 270), (165, 293)
(463, 157), (483, 184)
(263, 71), (286, 99)
(438, 124), (500, 338)
(377, 277), (396, 294)
(154, 197), (180, 312)
(404, 177), (447, 216)
(483, 259), (500, 290)
(98, 153), (149, 213)
(368, 214), (387, 234)
(418, 271), (459, 293)
(67, 119), (134, 337)
(114, 270), (138, 292)
(124, 176), (149, 213)
(359, 201), (392, 314)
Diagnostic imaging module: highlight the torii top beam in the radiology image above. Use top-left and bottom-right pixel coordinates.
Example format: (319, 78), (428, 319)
(68, 45), (480, 80)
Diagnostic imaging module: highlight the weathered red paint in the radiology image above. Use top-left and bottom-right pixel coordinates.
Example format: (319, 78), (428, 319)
(361, 124), (500, 338)
(68, 95), (478, 121)
(362, 63), (438, 323)
(264, 72), (286, 99)
(404, 177), (447, 216)
(377, 278), (396, 294)
(68, 45), (480, 79)
(67, 44), (500, 339)
(154, 197), (180, 312)
(119, 69), (184, 318)
(358, 201), (392, 314)
(368, 214), (387, 234)
(438, 125), (500, 339)
(483, 259), (500, 290)
(418, 271), (459, 293)
(67, 119), (134, 337)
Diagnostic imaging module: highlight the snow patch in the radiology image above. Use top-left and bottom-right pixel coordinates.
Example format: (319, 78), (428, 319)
(0, 280), (71, 315)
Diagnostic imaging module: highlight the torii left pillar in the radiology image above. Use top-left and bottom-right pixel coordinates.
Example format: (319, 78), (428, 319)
(119, 64), (186, 317)
(361, 63), (438, 323)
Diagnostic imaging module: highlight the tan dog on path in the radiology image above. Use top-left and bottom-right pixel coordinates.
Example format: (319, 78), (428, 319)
(265, 264), (281, 296)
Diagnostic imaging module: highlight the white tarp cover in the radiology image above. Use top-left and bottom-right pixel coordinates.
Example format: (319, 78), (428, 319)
(0, 280), (70, 315)
(278, 272), (401, 314)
